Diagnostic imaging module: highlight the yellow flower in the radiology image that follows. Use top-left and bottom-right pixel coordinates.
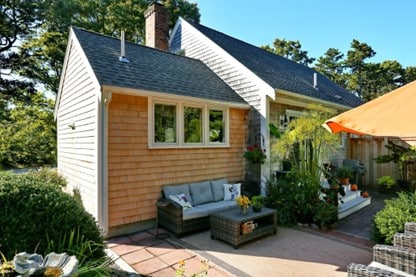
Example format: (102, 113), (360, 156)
(236, 195), (251, 207)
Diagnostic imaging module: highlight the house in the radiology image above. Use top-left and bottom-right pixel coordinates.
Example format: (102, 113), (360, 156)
(55, 3), (362, 237)
(169, 15), (362, 176)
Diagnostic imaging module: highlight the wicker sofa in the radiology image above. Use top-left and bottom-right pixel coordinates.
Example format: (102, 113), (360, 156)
(157, 178), (240, 237)
(347, 222), (416, 276)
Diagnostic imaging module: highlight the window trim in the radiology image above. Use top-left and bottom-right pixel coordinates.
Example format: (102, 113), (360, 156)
(149, 98), (229, 148)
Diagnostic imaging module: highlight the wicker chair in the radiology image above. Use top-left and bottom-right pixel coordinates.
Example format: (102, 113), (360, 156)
(347, 222), (416, 277)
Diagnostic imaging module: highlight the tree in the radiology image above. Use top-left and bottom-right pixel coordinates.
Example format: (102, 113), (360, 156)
(0, 0), (46, 105)
(0, 0), (46, 53)
(377, 60), (405, 94)
(273, 104), (341, 182)
(270, 105), (342, 225)
(404, 66), (416, 83)
(0, 92), (56, 168)
(19, 0), (201, 96)
(163, 0), (200, 27)
(261, 38), (315, 66)
(315, 39), (416, 101)
(315, 48), (346, 87)
(344, 39), (376, 98)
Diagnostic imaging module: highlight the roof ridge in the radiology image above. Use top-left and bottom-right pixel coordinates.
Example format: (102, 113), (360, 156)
(181, 19), (318, 71)
(179, 18), (362, 107)
(71, 26), (205, 64)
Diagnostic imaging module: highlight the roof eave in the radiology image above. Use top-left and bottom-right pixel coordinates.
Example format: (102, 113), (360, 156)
(102, 85), (250, 109)
(275, 88), (354, 110)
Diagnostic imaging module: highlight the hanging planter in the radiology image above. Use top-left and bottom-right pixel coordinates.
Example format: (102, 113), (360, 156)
(244, 144), (266, 164)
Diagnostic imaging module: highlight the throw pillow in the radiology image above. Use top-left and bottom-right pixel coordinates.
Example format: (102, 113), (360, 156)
(169, 193), (193, 210)
(223, 183), (241, 201)
(163, 184), (193, 206)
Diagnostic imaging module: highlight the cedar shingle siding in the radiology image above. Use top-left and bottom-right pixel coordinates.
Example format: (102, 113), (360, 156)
(107, 94), (248, 232)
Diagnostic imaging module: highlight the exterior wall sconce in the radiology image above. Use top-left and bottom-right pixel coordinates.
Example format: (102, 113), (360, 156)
(68, 122), (75, 130)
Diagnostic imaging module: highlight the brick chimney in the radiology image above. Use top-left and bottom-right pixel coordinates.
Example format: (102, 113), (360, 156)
(144, 2), (170, 51)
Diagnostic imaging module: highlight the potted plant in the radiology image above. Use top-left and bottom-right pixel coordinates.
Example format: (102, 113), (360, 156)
(377, 175), (395, 193)
(376, 141), (416, 190)
(251, 195), (264, 212)
(243, 144), (266, 164)
(236, 195), (251, 214)
(337, 165), (353, 185)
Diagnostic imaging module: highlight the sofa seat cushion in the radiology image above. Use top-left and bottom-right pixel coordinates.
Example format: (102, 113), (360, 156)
(183, 201), (237, 220)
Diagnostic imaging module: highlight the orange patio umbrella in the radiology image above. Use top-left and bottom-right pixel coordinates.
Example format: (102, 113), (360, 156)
(324, 80), (416, 138)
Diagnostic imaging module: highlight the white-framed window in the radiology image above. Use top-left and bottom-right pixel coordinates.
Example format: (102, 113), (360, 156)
(279, 109), (304, 129)
(150, 99), (229, 148)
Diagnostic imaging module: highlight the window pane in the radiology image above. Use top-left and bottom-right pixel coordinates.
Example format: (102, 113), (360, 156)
(184, 106), (202, 143)
(154, 104), (176, 143)
(209, 109), (224, 142)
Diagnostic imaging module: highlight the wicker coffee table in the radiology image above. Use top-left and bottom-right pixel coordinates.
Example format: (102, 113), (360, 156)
(210, 207), (277, 248)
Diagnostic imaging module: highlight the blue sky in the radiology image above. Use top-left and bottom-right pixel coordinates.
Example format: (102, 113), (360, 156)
(191, 0), (415, 67)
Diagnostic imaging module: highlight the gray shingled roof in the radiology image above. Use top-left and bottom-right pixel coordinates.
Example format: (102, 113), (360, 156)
(185, 20), (362, 107)
(71, 27), (247, 105)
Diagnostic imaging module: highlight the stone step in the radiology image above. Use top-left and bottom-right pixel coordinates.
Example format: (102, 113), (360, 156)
(340, 189), (361, 202)
(338, 195), (371, 219)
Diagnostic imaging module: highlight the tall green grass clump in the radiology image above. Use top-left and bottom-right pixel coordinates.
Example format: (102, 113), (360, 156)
(0, 169), (105, 262)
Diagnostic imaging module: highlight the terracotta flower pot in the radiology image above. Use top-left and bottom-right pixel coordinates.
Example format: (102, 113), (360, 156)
(339, 178), (349, 185)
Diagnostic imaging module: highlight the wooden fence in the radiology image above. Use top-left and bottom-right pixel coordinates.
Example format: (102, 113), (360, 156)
(349, 137), (396, 188)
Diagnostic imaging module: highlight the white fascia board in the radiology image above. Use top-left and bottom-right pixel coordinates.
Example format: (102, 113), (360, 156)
(177, 17), (275, 102)
(169, 18), (181, 46)
(102, 85), (250, 109)
(54, 29), (74, 119)
(276, 88), (352, 111)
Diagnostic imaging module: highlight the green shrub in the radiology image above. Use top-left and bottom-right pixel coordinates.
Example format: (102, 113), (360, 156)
(26, 168), (67, 188)
(377, 175), (396, 191)
(0, 171), (104, 262)
(313, 201), (338, 228)
(372, 192), (416, 244)
(265, 176), (298, 226)
(265, 169), (321, 226)
(292, 170), (321, 224)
